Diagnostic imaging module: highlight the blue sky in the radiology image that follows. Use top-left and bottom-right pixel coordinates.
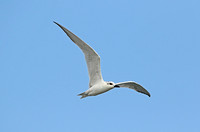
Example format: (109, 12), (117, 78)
(0, 0), (200, 132)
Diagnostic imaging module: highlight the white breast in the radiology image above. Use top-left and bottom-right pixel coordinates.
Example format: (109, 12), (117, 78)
(87, 82), (114, 96)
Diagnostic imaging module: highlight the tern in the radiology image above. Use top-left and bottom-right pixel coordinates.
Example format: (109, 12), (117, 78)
(54, 22), (151, 99)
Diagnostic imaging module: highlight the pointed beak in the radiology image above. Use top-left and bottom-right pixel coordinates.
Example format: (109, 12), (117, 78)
(114, 85), (120, 88)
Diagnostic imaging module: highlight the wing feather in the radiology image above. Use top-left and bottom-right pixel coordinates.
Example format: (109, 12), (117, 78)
(54, 22), (103, 87)
(115, 81), (151, 97)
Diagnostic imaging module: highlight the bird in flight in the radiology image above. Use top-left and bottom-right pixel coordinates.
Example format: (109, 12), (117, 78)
(54, 22), (151, 99)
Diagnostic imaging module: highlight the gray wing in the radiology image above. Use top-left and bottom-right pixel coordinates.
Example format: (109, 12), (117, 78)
(115, 81), (151, 97)
(54, 22), (103, 87)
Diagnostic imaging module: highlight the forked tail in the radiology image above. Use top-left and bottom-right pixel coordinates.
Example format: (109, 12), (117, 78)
(77, 92), (88, 99)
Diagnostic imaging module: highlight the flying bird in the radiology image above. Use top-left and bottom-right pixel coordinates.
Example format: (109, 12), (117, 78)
(54, 22), (151, 99)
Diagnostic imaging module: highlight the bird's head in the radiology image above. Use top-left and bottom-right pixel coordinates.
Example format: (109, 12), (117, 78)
(106, 81), (120, 88)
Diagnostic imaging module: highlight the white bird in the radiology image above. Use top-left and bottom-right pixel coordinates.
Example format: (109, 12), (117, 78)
(54, 22), (151, 99)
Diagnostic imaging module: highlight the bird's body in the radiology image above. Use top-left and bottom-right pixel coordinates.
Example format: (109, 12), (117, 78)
(80, 81), (114, 98)
(54, 21), (151, 99)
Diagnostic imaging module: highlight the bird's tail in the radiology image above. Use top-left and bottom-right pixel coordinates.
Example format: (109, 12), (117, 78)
(77, 92), (88, 99)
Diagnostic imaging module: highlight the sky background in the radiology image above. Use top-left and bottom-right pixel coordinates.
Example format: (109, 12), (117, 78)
(0, 0), (200, 132)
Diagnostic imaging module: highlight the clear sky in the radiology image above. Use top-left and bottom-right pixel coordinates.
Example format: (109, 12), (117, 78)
(0, 0), (200, 132)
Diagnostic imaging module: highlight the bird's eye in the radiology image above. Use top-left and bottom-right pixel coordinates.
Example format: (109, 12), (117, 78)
(109, 83), (113, 85)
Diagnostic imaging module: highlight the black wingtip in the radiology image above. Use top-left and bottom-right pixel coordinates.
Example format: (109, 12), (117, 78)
(53, 21), (59, 25)
(147, 93), (151, 97)
(140, 91), (151, 97)
(53, 21), (64, 31)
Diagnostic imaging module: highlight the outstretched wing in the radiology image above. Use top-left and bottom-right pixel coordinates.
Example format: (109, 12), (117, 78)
(54, 22), (103, 87)
(115, 81), (150, 97)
